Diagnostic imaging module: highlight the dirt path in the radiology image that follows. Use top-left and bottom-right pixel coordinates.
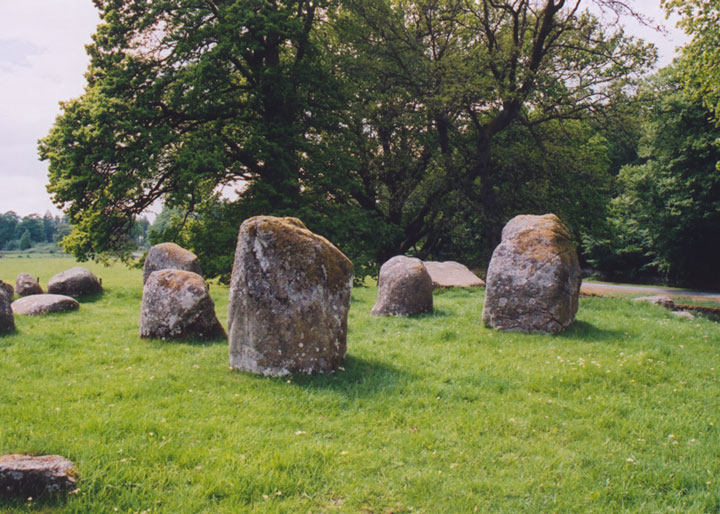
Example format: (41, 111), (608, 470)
(581, 281), (720, 304)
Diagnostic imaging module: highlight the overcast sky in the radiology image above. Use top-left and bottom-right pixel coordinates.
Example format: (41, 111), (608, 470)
(0, 1), (689, 218)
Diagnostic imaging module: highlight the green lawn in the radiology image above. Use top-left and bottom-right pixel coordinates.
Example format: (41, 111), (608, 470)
(1, 258), (719, 513)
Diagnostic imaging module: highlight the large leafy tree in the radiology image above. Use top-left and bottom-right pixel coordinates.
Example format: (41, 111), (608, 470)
(664, 0), (720, 124)
(590, 64), (720, 287)
(333, 0), (654, 261)
(40, 0), (344, 259)
(41, 0), (654, 277)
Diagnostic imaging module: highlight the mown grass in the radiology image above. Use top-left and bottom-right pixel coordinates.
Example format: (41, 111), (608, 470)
(1, 257), (719, 513)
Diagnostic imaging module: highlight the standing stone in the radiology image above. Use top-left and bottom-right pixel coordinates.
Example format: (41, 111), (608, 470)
(11, 295), (80, 316)
(0, 454), (77, 498)
(482, 214), (581, 334)
(0, 280), (13, 300)
(16, 273), (43, 297)
(228, 216), (354, 376)
(143, 242), (202, 284)
(0, 288), (14, 334)
(140, 269), (226, 339)
(423, 260), (485, 288)
(47, 267), (102, 298)
(371, 256), (433, 316)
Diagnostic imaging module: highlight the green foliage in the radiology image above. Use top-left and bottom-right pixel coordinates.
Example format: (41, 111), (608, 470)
(664, 0), (720, 125)
(17, 229), (32, 250)
(587, 64), (720, 287)
(40, 0), (655, 279)
(2, 258), (720, 512)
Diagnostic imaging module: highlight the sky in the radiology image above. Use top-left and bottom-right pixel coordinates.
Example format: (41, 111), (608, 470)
(0, 1), (690, 219)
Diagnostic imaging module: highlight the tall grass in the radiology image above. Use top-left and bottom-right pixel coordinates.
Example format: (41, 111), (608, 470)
(0, 258), (718, 512)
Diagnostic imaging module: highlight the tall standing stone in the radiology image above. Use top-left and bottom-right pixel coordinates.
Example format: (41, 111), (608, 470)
(482, 214), (581, 334)
(143, 242), (202, 284)
(371, 256), (433, 316)
(0, 280), (13, 300)
(16, 274), (43, 297)
(0, 288), (14, 334)
(228, 216), (354, 376)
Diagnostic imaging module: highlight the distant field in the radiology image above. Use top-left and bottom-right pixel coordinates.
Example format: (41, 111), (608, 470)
(1, 258), (719, 512)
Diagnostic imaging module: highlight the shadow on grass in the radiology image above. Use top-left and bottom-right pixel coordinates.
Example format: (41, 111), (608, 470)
(557, 320), (625, 342)
(146, 333), (229, 347)
(74, 291), (105, 304)
(283, 354), (413, 398)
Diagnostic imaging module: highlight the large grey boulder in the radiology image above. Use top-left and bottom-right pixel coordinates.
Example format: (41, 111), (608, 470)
(482, 214), (581, 334)
(0, 288), (14, 334)
(228, 216), (354, 376)
(140, 269), (225, 340)
(15, 273), (43, 297)
(423, 260), (485, 288)
(0, 454), (77, 498)
(143, 242), (202, 284)
(11, 294), (79, 316)
(47, 267), (102, 298)
(372, 256), (433, 316)
(0, 280), (13, 300)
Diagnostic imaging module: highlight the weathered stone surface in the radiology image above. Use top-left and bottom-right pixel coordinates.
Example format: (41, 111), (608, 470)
(372, 256), (433, 316)
(423, 260), (485, 288)
(47, 267), (102, 298)
(140, 269), (225, 339)
(228, 216), (354, 376)
(0, 280), (13, 300)
(0, 454), (77, 498)
(634, 295), (675, 309)
(482, 214), (581, 334)
(0, 288), (14, 334)
(15, 273), (43, 297)
(11, 294), (79, 316)
(143, 242), (202, 284)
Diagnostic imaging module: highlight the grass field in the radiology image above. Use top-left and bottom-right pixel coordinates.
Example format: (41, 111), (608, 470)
(1, 257), (719, 513)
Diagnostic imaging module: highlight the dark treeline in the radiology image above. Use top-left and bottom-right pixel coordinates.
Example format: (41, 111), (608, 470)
(0, 211), (71, 251)
(38, 0), (720, 288)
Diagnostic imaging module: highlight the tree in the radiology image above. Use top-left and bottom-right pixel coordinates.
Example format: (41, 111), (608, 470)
(664, 0), (720, 124)
(40, 0), (655, 279)
(587, 64), (720, 287)
(332, 0), (654, 261)
(18, 230), (32, 251)
(0, 211), (20, 250)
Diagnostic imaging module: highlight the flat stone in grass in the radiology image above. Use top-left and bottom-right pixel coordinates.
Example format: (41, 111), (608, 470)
(423, 260), (485, 288)
(372, 256), (433, 316)
(482, 214), (581, 334)
(140, 269), (226, 340)
(0, 288), (14, 334)
(228, 216), (354, 376)
(0, 280), (14, 300)
(47, 267), (102, 298)
(634, 295), (675, 309)
(143, 242), (202, 284)
(11, 294), (79, 316)
(16, 274), (43, 297)
(0, 454), (77, 499)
